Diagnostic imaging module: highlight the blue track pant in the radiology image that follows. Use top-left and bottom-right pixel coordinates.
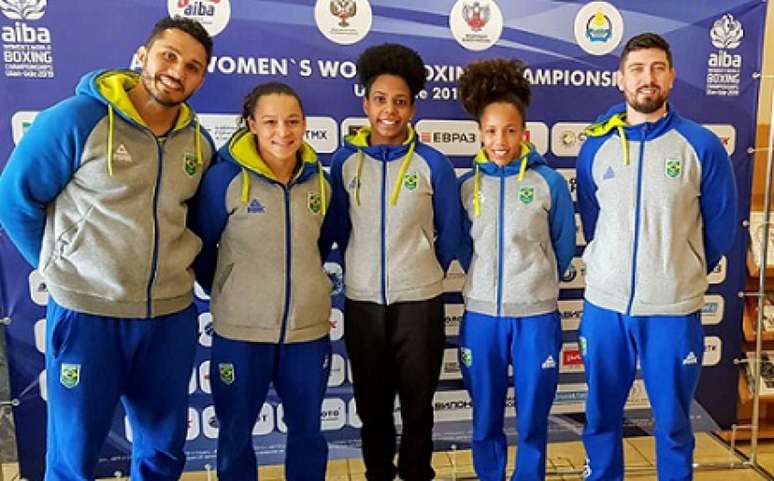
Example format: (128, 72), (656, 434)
(45, 299), (198, 481)
(459, 310), (562, 481)
(580, 301), (704, 481)
(211, 333), (331, 481)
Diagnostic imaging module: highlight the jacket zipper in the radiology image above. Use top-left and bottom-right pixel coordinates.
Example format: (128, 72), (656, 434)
(626, 125), (648, 315)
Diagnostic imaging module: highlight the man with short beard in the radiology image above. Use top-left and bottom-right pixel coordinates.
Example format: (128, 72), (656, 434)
(575, 33), (737, 481)
(0, 17), (215, 481)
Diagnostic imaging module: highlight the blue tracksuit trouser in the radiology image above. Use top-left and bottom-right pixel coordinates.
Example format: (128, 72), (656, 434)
(459, 310), (562, 481)
(580, 301), (704, 481)
(210, 333), (331, 481)
(45, 299), (198, 481)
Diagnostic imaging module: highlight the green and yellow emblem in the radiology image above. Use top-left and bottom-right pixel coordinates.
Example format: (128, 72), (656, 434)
(519, 185), (534, 204)
(579, 336), (588, 357)
(460, 347), (473, 367)
(665, 156), (682, 178)
(60, 363), (80, 389)
(184, 152), (198, 176)
(218, 363), (235, 385)
(307, 192), (322, 215)
(403, 172), (418, 191)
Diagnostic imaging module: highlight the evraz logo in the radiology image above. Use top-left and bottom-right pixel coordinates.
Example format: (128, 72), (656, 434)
(0, 0), (46, 20)
(665, 156), (682, 178)
(711, 14), (743, 49)
(518, 185), (534, 204)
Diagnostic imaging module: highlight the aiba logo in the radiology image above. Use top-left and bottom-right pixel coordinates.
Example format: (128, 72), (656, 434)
(573, 2), (623, 56)
(1, 0), (46, 20)
(168, 0), (231, 37)
(711, 14), (743, 49)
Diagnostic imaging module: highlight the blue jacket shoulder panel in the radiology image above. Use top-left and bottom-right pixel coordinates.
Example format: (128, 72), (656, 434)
(674, 119), (738, 270)
(189, 159), (242, 292)
(576, 134), (609, 243)
(329, 147), (354, 254)
(318, 170), (336, 261)
(0, 95), (107, 267)
(532, 164), (576, 275)
(457, 170), (476, 272)
(416, 143), (461, 271)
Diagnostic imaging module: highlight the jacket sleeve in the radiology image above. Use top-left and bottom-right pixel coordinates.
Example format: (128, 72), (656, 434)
(329, 149), (352, 255)
(318, 172), (336, 262)
(698, 136), (737, 271)
(576, 139), (600, 243)
(430, 154), (461, 272)
(188, 160), (234, 293)
(0, 99), (96, 268)
(545, 169), (577, 276)
(457, 175), (474, 273)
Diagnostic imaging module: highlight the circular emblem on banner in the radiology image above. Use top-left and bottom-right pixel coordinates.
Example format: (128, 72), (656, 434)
(449, 0), (503, 51)
(167, 0), (231, 37)
(573, 1), (624, 56)
(314, 0), (372, 45)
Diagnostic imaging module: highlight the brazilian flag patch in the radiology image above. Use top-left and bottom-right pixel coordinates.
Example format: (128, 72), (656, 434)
(308, 192), (322, 215)
(403, 172), (418, 191)
(218, 363), (235, 385)
(460, 347), (473, 367)
(60, 363), (80, 389)
(184, 152), (198, 176)
(519, 185), (534, 204)
(665, 156), (682, 178)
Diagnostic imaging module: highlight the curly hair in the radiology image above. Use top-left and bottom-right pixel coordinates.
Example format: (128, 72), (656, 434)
(357, 43), (426, 101)
(240, 82), (304, 126)
(458, 58), (531, 122)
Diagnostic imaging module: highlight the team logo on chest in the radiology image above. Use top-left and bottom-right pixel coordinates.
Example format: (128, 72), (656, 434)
(60, 363), (81, 388)
(183, 152), (198, 176)
(665, 156), (682, 178)
(308, 192), (322, 215)
(518, 185), (534, 204)
(218, 363), (235, 385)
(403, 171), (419, 191)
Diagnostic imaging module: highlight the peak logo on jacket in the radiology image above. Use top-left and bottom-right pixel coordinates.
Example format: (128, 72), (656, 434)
(247, 199), (265, 214)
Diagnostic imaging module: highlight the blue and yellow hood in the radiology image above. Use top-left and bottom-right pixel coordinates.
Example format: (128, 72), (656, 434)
(219, 128), (327, 213)
(583, 102), (677, 166)
(470, 142), (543, 217)
(75, 69), (203, 175)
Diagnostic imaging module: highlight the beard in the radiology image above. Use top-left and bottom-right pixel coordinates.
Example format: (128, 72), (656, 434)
(625, 87), (669, 115)
(140, 71), (188, 108)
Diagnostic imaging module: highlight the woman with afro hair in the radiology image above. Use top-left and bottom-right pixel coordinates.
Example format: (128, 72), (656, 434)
(330, 43), (461, 481)
(456, 58), (575, 481)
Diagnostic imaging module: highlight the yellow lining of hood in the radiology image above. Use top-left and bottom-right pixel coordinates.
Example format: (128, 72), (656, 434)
(473, 142), (531, 218)
(96, 71), (200, 176)
(349, 125), (416, 207)
(584, 113), (630, 166)
(231, 129), (326, 214)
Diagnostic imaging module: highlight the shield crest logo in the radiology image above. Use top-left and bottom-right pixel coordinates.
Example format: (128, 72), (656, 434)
(519, 185), (534, 204)
(184, 152), (198, 176)
(460, 347), (473, 367)
(219, 363), (235, 385)
(665, 157), (682, 178)
(308, 192), (322, 215)
(403, 172), (418, 191)
(60, 363), (80, 389)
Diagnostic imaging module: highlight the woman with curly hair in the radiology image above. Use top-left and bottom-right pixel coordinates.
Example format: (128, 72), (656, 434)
(456, 59), (575, 481)
(330, 43), (460, 481)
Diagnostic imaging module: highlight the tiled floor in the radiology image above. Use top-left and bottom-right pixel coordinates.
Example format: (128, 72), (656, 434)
(3, 433), (774, 480)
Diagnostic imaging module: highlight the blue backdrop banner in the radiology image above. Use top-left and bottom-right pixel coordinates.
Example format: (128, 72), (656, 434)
(0, 1), (765, 479)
